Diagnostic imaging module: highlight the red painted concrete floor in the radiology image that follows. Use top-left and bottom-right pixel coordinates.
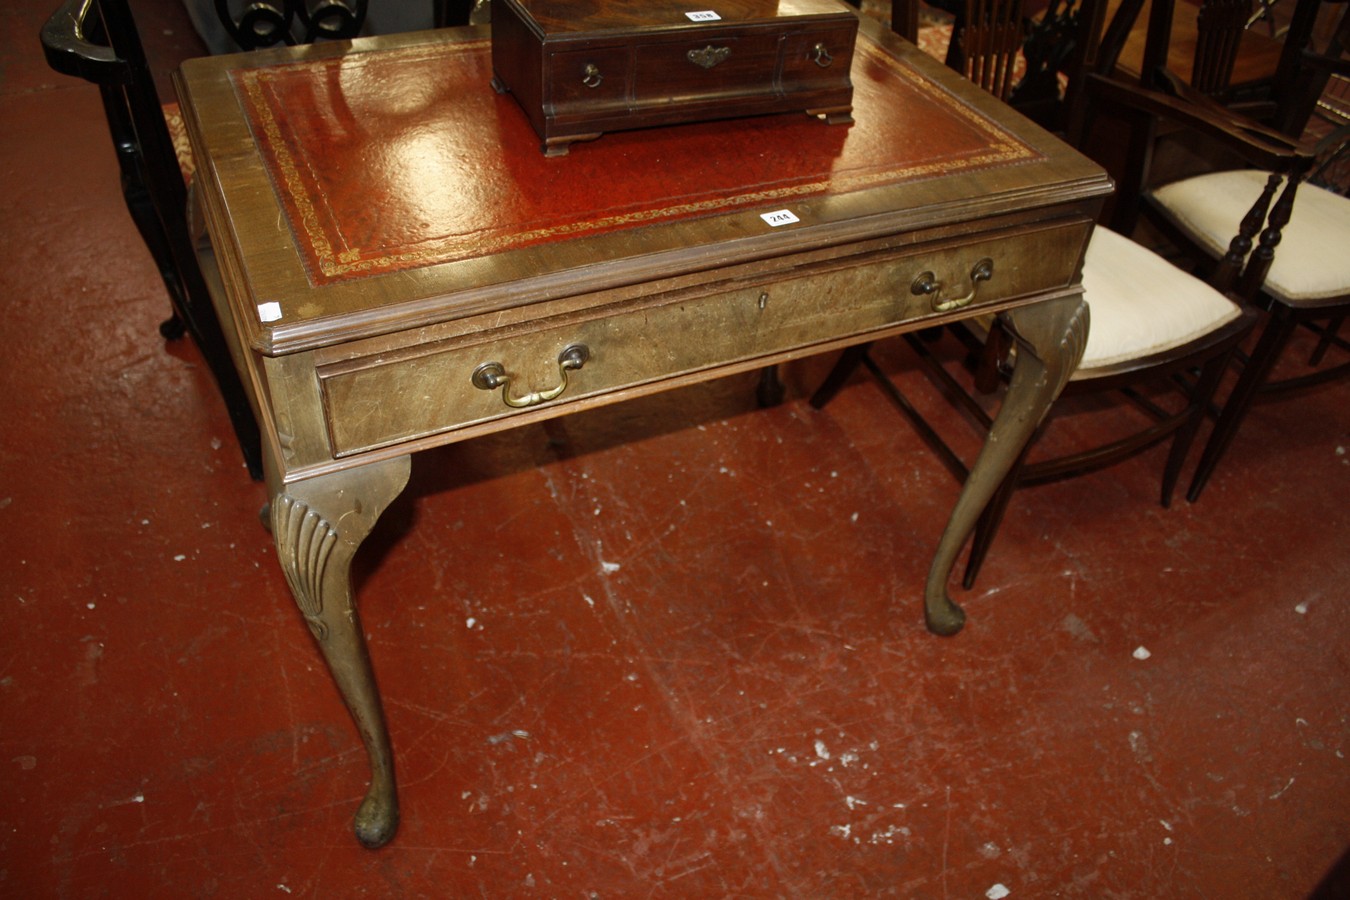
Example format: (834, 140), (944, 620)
(4, 3), (1350, 897)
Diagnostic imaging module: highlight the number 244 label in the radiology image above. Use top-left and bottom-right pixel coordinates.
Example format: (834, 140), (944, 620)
(760, 209), (801, 227)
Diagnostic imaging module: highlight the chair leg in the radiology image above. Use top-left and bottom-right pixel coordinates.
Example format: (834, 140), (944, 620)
(127, 190), (187, 340)
(1187, 306), (1299, 502)
(170, 186), (264, 479)
(1309, 316), (1344, 366)
(756, 365), (785, 408)
(124, 172), (187, 339)
(158, 313), (187, 340)
(1160, 352), (1230, 506)
(192, 307), (264, 480)
(175, 250), (264, 480)
(121, 170), (187, 339)
(810, 343), (873, 409)
(972, 318), (1012, 395)
(102, 84), (189, 340)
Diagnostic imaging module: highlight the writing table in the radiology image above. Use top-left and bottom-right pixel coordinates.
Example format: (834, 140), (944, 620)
(175, 16), (1109, 847)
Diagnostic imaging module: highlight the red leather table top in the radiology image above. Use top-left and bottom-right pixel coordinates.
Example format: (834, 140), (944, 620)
(231, 34), (1041, 287)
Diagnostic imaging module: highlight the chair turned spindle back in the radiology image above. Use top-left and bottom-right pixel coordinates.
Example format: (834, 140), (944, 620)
(889, 0), (1109, 131)
(958, 0), (1027, 99)
(1190, 0), (1252, 94)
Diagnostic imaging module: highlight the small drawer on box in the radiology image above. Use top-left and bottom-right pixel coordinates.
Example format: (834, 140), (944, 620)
(547, 46), (630, 115)
(318, 220), (1090, 456)
(780, 26), (858, 91)
(633, 31), (783, 103)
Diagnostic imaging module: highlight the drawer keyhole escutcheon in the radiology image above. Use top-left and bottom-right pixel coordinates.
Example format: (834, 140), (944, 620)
(688, 45), (732, 69)
(811, 43), (834, 67)
(582, 64), (603, 88)
(911, 258), (995, 312)
(472, 344), (590, 409)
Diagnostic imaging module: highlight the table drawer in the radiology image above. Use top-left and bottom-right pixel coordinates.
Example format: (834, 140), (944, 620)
(318, 220), (1089, 456)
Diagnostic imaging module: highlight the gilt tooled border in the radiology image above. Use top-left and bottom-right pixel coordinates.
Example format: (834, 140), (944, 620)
(234, 37), (1041, 285)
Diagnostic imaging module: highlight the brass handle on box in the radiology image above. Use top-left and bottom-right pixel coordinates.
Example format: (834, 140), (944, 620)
(811, 43), (834, 67)
(582, 64), (603, 88)
(472, 345), (590, 409)
(687, 45), (732, 69)
(911, 258), (995, 312)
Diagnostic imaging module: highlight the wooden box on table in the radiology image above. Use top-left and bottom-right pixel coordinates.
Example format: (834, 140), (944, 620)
(490, 0), (858, 155)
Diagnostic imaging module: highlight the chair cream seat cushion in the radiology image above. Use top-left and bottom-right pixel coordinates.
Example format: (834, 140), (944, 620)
(1075, 226), (1243, 374)
(1149, 169), (1350, 305)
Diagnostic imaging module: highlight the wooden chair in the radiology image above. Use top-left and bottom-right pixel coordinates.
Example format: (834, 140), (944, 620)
(1099, 0), (1256, 97)
(1010, 0), (1109, 129)
(40, 0), (375, 480)
(1100, 0), (1350, 500)
(42, 0), (267, 478)
(1187, 0), (1252, 93)
(1267, 0), (1350, 135)
(1152, 109), (1350, 500)
(1085, 76), (1348, 508)
(1106, 0), (1343, 132)
(891, 0), (1022, 90)
(947, 0), (1028, 99)
(889, 0), (1105, 129)
(807, 25), (1335, 586)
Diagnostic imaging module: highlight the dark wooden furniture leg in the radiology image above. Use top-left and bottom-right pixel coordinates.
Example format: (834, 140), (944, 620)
(268, 454), (412, 848)
(1186, 304), (1298, 502)
(923, 294), (1089, 634)
(756, 365), (786, 407)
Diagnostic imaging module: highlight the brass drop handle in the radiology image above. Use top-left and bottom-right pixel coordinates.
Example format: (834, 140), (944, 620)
(582, 64), (603, 88)
(811, 43), (834, 68)
(911, 258), (995, 312)
(472, 344), (590, 409)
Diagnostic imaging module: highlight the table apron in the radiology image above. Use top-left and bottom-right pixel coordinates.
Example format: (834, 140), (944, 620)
(309, 217), (1090, 461)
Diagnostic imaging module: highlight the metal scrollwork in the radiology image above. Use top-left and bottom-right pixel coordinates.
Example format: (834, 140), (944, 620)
(687, 45), (732, 69)
(811, 43), (834, 67)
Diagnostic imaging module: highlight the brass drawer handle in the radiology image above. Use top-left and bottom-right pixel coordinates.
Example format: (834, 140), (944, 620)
(582, 63), (603, 88)
(911, 258), (995, 312)
(811, 43), (834, 68)
(472, 344), (590, 409)
(688, 45), (732, 69)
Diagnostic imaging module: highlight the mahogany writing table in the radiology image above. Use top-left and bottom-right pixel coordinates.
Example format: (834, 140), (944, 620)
(175, 17), (1109, 848)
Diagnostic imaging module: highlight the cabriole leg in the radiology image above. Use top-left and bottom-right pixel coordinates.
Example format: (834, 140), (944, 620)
(269, 455), (412, 848)
(923, 296), (1088, 635)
